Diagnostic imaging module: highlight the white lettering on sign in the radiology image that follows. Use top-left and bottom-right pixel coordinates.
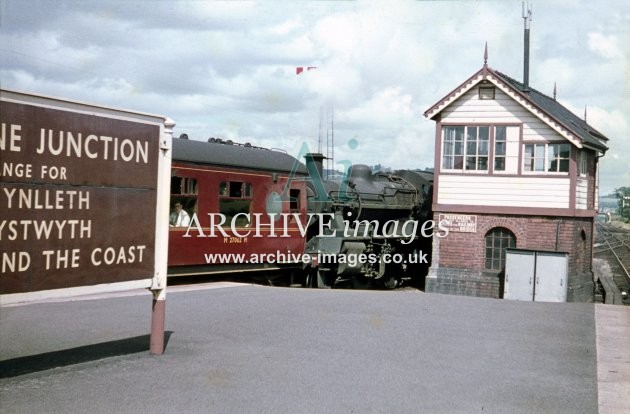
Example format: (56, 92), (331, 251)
(1, 251), (31, 273)
(90, 245), (146, 266)
(438, 214), (477, 233)
(0, 98), (161, 294)
(36, 129), (149, 163)
(2, 188), (90, 209)
(0, 123), (22, 152)
(40, 165), (67, 180)
(42, 249), (80, 270)
(0, 219), (92, 241)
(0, 162), (32, 178)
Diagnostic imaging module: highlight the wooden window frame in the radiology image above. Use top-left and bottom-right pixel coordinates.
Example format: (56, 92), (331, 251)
(523, 143), (570, 174)
(485, 227), (516, 271)
(478, 86), (496, 100)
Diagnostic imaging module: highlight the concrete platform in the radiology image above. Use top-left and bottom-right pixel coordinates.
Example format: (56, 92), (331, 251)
(0, 284), (627, 413)
(595, 304), (630, 414)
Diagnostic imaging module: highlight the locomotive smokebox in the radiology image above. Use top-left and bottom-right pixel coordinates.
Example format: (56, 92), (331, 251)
(304, 152), (326, 180)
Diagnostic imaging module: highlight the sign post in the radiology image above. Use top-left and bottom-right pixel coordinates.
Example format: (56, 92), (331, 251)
(149, 117), (174, 354)
(0, 89), (173, 354)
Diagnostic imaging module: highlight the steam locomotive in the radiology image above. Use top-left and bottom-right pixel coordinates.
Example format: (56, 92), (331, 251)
(301, 154), (433, 288)
(167, 134), (432, 288)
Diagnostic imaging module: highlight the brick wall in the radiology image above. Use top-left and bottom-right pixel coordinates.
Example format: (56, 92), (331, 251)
(425, 267), (502, 298)
(427, 212), (594, 302)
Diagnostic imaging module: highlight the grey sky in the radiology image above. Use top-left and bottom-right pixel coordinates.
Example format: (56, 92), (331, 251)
(1, 0), (628, 194)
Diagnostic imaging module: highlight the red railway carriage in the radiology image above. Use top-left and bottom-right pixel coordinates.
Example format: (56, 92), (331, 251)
(167, 136), (309, 279)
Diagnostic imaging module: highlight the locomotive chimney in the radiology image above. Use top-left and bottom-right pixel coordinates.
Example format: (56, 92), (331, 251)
(522, 1), (532, 91)
(304, 152), (326, 180)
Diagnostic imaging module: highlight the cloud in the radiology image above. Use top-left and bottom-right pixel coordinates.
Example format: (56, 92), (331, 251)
(587, 32), (623, 60)
(0, 0), (628, 195)
(588, 107), (630, 194)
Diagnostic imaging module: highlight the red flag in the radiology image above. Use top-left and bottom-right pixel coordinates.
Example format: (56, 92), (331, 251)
(296, 66), (317, 75)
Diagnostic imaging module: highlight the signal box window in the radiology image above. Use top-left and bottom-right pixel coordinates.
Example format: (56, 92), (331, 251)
(524, 143), (570, 173)
(465, 126), (489, 171)
(485, 227), (516, 271)
(442, 126), (489, 171)
(170, 176), (198, 226)
(442, 126), (464, 170)
(547, 144), (570, 172)
(220, 181), (252, 226)
(478, 86), (496, 100)
(494, 126), (507, 171)
(578, 151), (588, 176)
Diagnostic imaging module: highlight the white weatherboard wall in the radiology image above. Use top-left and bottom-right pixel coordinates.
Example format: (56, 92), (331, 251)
(441, 87), (566, 143)
(438, 175), (570, 208)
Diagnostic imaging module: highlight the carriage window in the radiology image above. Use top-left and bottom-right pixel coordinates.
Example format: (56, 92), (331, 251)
(219, 181), (252, 226)
(220, 181), (252, 198)
(289, 189), (301, 213)
(170, 176), (198, 227)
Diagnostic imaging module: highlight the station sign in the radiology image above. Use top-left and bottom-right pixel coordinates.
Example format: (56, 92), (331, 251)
(438, 213), (477, 233)
(0, 90), (172, 299)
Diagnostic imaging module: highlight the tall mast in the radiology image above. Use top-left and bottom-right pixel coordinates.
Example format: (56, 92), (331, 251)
(522, 1), (532, 91)
(326, 105), (334, 179)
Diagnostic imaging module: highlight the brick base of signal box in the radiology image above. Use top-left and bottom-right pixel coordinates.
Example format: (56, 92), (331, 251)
(424, 213), (596, 302)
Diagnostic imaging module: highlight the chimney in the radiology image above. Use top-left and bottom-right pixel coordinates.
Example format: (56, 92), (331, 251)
(304, 152), (326, 180)
(522, 2), (532, 91)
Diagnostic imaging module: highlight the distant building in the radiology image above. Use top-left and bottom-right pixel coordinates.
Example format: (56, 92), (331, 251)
(423, 53), (608, 301)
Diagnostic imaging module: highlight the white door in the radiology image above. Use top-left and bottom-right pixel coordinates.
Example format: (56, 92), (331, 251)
(534, 252), (568, 302)
(504, 250), (535, 301)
